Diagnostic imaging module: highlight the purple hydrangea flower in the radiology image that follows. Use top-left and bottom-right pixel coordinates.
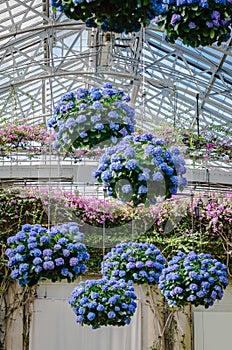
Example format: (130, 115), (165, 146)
(43, 261), (55, 270)
(211, 10), (220, 20)
(170, 13), (181, 26)
(55, 258), (65, 266)
(43, 249), (53, 257)
(188, 22), (196, 29)
(69, 257), (79, 266)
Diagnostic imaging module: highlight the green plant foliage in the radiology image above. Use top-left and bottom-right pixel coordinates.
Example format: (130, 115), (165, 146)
(52, 0), (163, 33)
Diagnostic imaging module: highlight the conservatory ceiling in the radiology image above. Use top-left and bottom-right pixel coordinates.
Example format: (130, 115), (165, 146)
(0, 0), (232, 133)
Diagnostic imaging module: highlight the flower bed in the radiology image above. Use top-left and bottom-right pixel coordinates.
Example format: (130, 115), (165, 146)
(158, 250), (228, 308)
(155, 0), (232, 47)
(5, 222), (89, 286)
(102, 242), (165, 284)
(48, 83), (136, 151)
(69, 278), (137, 328)
(93, 133), (187, 207)
(51, 0), (163, 33)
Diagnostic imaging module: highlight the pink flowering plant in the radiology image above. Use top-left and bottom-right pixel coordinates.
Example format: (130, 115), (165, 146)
(155, 0), (232, 47)
(5, 222), (89, 286)
(48, 82), (136, 151)
(94, 133), (187, 207)
(102, 242), (165, 284)
(51, 0), (162, 33)
(181, 128), (232, 161)
(23, 186), (132, 229)
(68, 278), (137, 328)
(137, 192), (232, 277)
(0, 120), (104, 162)
(158, 250), (228, 308)
(0, 122), (52, 158)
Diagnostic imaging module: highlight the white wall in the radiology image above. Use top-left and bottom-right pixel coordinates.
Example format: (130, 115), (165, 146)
(193, 282), (232, 350)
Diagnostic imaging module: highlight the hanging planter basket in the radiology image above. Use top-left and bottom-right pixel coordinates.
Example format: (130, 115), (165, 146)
(155, 0), (232, 47)
(69, 278), (137, 328)
(5, 222), (89, 286)
(51, 0), (163, 33)
(93, 133), (187, 207)
(102, 241), (165, 284)
(48, 82), (136, 151)
(158, 250), (228, 308)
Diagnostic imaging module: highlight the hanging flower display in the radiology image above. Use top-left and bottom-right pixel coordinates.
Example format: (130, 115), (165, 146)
(158, 251), (228, 308)
(155, 0), (232, 47)
(5, 222), (89, 286)
(47, 82), (136, 151)
(102, 242), (165, 284)
(68, 278), (137, 328)
(93, 133), (187, 207)
(51, 0), (163, 33)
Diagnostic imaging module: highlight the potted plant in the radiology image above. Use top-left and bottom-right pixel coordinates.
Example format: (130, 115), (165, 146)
(155, 0), (232, 47)
(68, 277), (137, 328)
(93, 132), (187, 207)
(6, 222), (89, 286)
(158, 250), (228, 308)
(48, 82), (136, 151)
(102, 241), (165, 284)
(51, 0), (163, 33)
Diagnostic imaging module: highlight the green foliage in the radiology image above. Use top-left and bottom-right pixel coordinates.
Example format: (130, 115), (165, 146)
(53, 0), (162, 33)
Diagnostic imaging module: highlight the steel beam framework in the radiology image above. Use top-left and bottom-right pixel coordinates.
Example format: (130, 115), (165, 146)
(0, 0), (231, 134)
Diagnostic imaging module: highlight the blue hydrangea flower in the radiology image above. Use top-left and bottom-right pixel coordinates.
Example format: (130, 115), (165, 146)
(102, 242), (165, 285)
(152, 171), (164, 181)
(33, 257), (43, 266)
(121, 184), (132, 194)
(94, 123), (104, 130)
(101, 170), (112, 181)
(92, 101), (103, 110)
(108, 311), (116, 319)
(94, 132), (186, 206)
(69, 278), (137, 328)
(6, 223), (88, 286)
(76, 114), (87, 123)
(159, 250), (228, 308)
(125, 159), (139, 170)
(91, 115), (101, 123)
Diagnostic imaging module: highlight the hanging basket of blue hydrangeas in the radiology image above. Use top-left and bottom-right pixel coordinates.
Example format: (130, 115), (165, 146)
(69, 278), (137, 328)
(102, 242), (165, 284)
(48, 82), (136, 152)
(158, 251), (228, 308)
(51, 0), (163, 33)
(93, 133), (187, 207)
(154, 0), (232, 47)
(5, 223), (89, 287)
